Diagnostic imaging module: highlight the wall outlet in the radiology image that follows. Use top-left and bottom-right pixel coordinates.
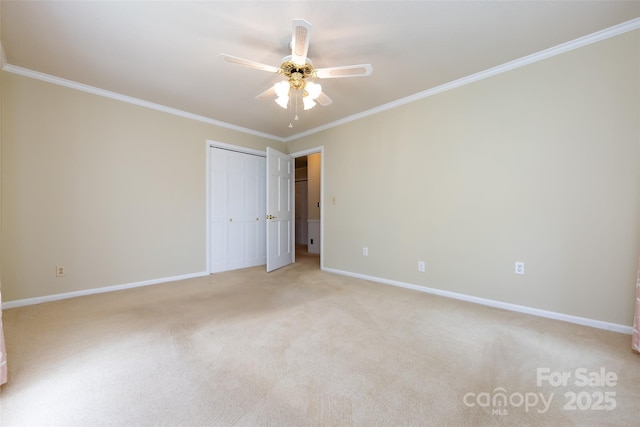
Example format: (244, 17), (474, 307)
(56, 266), (65, 277)
(418, 261), (426, 273)
(363, 247), (368, 256)
(515, 262), (525, 275)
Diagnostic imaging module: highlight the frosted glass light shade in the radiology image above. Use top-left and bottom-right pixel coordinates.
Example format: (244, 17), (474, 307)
(275, 96), (289, 109)
(303, 97), (316, 110)
(274, 81), (290, 98)
(305, 82), (322, 100)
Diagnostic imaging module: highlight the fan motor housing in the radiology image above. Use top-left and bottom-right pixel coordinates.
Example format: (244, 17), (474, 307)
(280, 60), (314, 79)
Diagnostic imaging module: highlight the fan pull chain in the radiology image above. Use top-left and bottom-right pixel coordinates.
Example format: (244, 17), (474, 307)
(288, 90), (300, 128)
(288, 91), (293, 128)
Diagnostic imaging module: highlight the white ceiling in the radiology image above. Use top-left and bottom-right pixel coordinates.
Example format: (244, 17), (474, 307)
(2, 1), (639, 141)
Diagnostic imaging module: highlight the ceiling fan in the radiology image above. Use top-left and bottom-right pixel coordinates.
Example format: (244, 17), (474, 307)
(220, 19), (373, 114)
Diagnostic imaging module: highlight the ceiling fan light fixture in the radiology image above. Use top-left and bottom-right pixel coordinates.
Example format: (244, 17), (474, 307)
(221, 19), (371, 123)
(303, 97), (316, 110)
(275, 96), (289, 109)
(274, 80), (290, 98)
(305, 82), (322, 100)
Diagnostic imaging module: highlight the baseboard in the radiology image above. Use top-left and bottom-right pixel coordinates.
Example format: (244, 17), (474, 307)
(5, 267), (632, 335)
(322, 267), (633, 335)
(1, 271), (210, 310)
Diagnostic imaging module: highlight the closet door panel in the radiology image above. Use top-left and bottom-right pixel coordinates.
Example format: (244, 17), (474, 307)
(210, 147), (266, 272)
(227, 221), (244, 270)
(210, 222), (227, 273)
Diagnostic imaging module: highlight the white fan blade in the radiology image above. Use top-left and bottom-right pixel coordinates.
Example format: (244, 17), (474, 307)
(317, 91), (332, 106)
(291, 19), (311, 66)
(255, 85), (276, 100)
(220, 54), (280, 73)
(314, 64), (373, 79)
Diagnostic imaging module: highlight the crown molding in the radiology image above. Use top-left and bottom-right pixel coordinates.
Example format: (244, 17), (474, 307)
(3, 17), (638, 144)
(1, 64), (285, 143)
(284, 17), (640, 143)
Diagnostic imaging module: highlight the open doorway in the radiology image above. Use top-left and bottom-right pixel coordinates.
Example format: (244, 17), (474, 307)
(206, 142), (323, 274)
(292, 149), (322, 268)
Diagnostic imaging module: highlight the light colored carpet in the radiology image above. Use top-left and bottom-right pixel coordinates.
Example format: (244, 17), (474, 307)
(1, 251), (638, 426)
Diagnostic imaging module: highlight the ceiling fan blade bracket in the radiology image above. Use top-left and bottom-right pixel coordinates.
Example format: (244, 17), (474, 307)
(291, 19), (312, 66)
(220, 54), (281, 74)
(255, 85), (276, 101)
(317, 92), (333, 106)
(314, 64), (373, 79)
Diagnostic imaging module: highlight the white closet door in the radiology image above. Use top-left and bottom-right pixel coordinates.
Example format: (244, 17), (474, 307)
(210, 148), (229, 273)
(242, 153), (266, 268)
(227, 151), (245, 270)
(210, 147), (266, 273)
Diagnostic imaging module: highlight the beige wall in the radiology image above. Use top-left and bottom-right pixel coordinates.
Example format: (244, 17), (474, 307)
(2, 29), (638, 327)
(288, 30), (640, 326)
(1, 72), (282, 301)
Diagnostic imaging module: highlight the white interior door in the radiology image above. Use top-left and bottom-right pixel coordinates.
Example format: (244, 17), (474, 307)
(266, 147), (294, 272)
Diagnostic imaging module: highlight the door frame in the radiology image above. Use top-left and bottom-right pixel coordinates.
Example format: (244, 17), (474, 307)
(205, 141), (324, 273)
(289, 146), (324, 270)
(205, 140), (266, 274)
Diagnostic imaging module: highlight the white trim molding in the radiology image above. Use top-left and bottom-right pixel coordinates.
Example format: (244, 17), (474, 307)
(4, 19), (638, 145)
(322, 267), (633, 335)
(207, 140), (267, 157)
(289, 146), (325, 270)
(1, 271), (209, 310)
(2, 64), (284, 143)
(284, 17), (640, 142)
